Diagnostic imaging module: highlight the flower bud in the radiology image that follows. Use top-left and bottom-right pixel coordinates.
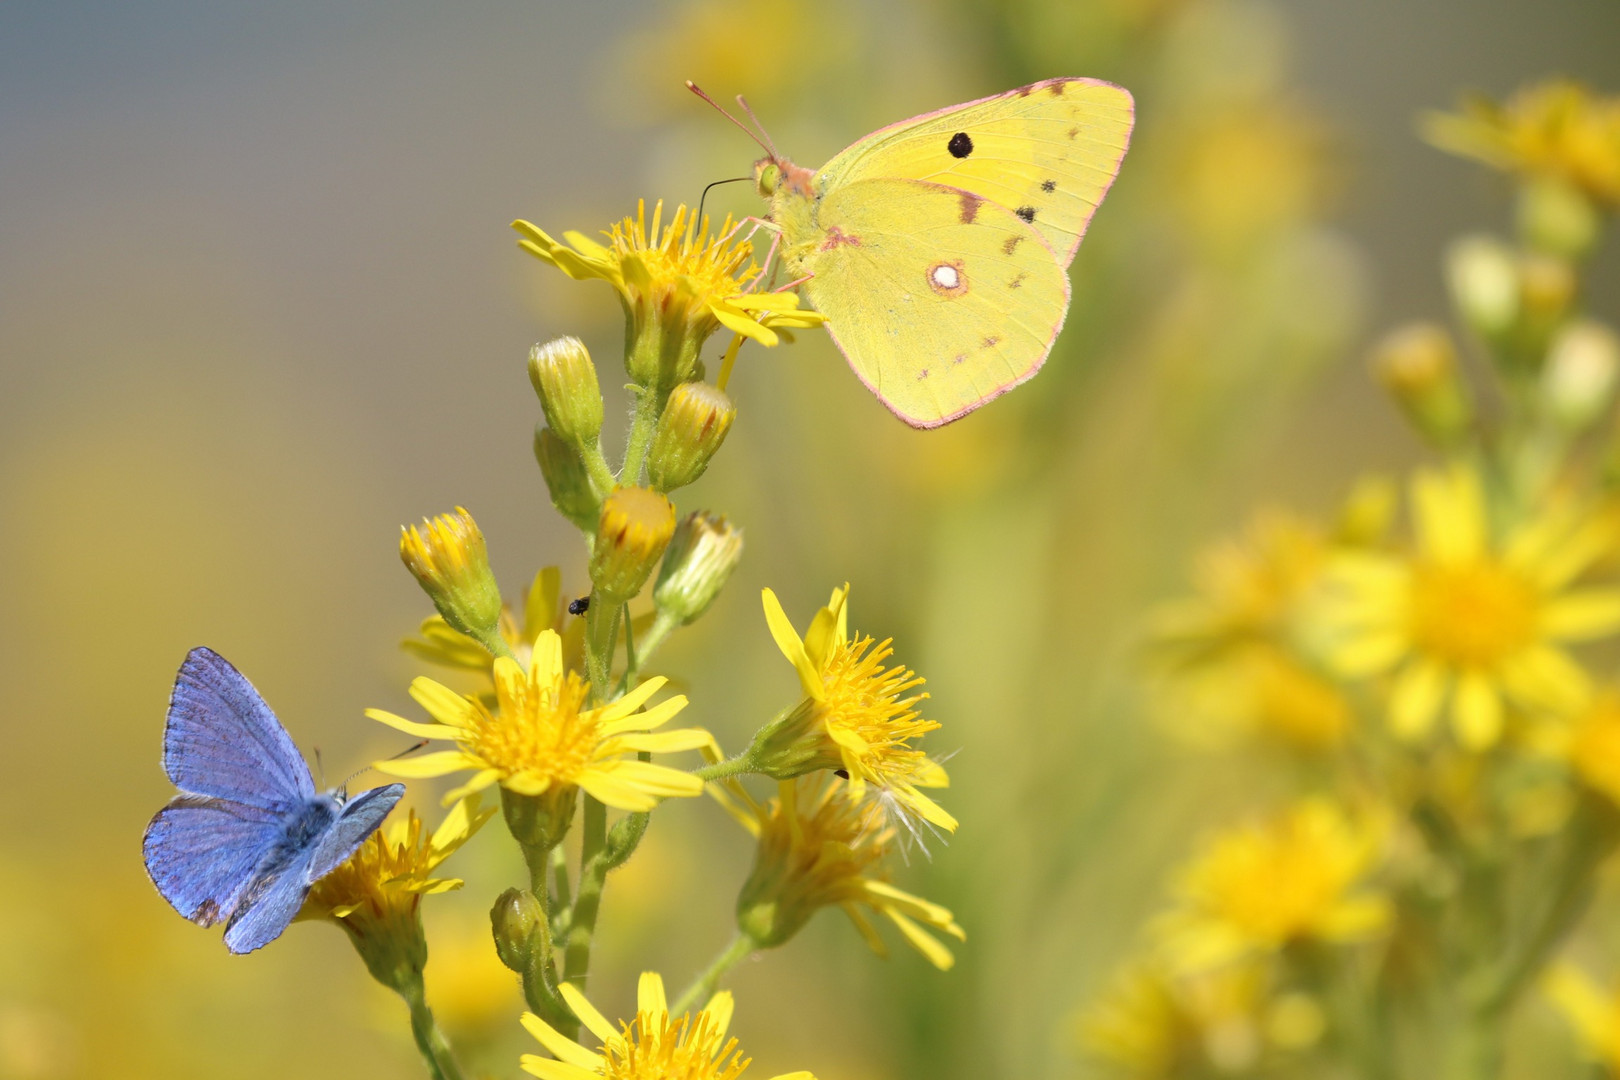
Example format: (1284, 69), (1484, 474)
(501, 784), (577, 853)
(400, 508), (503, 644)
(529, 337), (604, 449)
(589, 486), (677, 602)
(490, 887), (543, 973)
(1371, 323), (1471, 445)
(647, 381), (736, 491)
(1543, 320), (1620, 433)
(654, 512), (744, 624)
(1517, 176), (1600, 260)
(1518, 253), (1577, 323)
(535, 426), (602, 532)
(1446, 235), (1519, 339)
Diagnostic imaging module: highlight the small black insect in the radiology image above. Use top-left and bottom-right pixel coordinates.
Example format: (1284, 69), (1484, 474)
(834, 769), (851, 779)
(947, 132), (973, 159)
(1016, 205), (1037, 223)
(568, 596), (591, 615)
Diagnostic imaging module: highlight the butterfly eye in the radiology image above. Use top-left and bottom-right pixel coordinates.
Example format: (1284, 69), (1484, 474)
(755, 161), (782, 196)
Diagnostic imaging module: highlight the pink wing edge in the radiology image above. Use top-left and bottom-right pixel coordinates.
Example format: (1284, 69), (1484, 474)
(824, 208), (1073, 431)
(826, 76), (1136, 269)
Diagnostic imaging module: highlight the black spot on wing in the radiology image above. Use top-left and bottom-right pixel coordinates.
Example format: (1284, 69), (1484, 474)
(1016, 206), (1037, 224)
(1002, 235), (1022, 256)
(947, 132), (973, 159)
(1041, 179), (1056, 193)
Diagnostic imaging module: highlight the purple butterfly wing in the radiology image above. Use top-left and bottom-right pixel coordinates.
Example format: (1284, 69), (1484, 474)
(143, 796), (283, 926)
(163, 647), (315, 808)
(307, 783), (406, 880)
(221, 845), (323, 955)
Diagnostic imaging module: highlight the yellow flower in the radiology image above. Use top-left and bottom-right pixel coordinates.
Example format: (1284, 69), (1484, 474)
(751, 585), (955, 836)
(1566, 690), (1620, 806)
(1545, 962), (1620, 1071)
(718, 776), (964, 968)
(512, 201), (822, 390)
(400, 507), (504, 645)
(1157, 799), (1390, 972)
(302, 797), (494, 991)
(1078, 961), (1272, 1078)
(1151, 510), (1327, 664)
(520, 972), (813, 1080)
(403, 566), (586, 678)
(369, 628), (709, 810)
(1320, 466), (1620, 749)
(1157, 643), (1352, 752)
(1424, 79), (1620, 208)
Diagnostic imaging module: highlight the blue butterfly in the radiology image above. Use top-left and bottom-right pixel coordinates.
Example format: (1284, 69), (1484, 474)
(142, 647), (406, 954)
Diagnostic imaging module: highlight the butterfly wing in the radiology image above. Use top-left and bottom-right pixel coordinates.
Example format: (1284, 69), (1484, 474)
(221, 843), (322, 955)
(163, 647), (316, 808)
(307, 783), (406, 880)
(798, 177), (1069, 428)
(142, 795), (283, 926)
(816, 78), (1133, 267)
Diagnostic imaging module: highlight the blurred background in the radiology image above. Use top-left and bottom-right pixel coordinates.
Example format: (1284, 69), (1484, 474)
(2, 1), (1619, 1077)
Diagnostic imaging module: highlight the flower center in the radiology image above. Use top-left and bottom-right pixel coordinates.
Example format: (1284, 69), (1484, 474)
(816, 637), (935, 777)
(1203, 839), (1349, 942)
(473, 671), (598, 782)
(1409, 560), (1539, 667)
(602, 1013), (750, 1080)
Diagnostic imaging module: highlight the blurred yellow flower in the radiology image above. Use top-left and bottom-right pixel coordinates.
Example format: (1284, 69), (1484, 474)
(1157, 799), (1390, 971)
(750, 585), (956, 836)
(720, 776), (964, 969)
(369, 628), (709, 810)
(1567, 690), (1620, 806)
(1159, 643), (1352, 751)
(1078, 961), (1270, 1078)
(1321, 466), (1620, 749)
(520, 972), (814, 1080)
(1152, 510), (1326, 663)
(512, 201), (822, 389)
(1425, 79), (1620, 208)
(1545, 962), (1620, 1070)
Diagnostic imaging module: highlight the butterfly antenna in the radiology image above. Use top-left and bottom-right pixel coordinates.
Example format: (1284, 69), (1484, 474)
(734, 95), (779, 159)
(686, 80), (776, 160)
(338, 739), (428, 793)
(314, 746), (326, 789)
(697, 175), (751, 226)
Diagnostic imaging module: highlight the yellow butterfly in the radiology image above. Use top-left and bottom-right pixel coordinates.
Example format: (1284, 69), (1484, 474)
(696, 78), (1134, 428)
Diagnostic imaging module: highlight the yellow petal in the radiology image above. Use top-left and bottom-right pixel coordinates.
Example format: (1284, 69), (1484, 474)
(712, 302), (779, 346)
(558, 983), (619, 1046)
(637, 972), (668, 1023)
(442, 769), (503, 805)
(374, 750), (481, 779)
(1331, 632), (1408, 678)
(407, 677), (481, 728)
(1453, 671), (1504, 750)
(1543, 590), (1620, 640)
(520, 1055), (599, 1080)
(520, 1013), (603, 1071)
(703, 990), (735, 1040)
(365, 708), (462, 741)
(884, 908), (955, 970)
(763, 588), (822, 700)
(609, 728), (714, 754)
(897, 787), (959, 833)
(1389, 661), (1447, 741)
(530, 629), (564, 684)
(598, 676), (668, 727)
(1414, 467), (1485, 564)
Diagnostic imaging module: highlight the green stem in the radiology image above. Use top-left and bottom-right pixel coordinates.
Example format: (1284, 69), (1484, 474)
(402, 979), (465, 1080)
(617, 609), (680, 697)
(619, 385), (663, 487)
(693, 753), (757, 782)
(473, 626), (516, 661)
(583, 593), (620, 702)
(671, 933), (756, 1015)
(562, 795), (610, 1029)
(518, 841), (569, 1027)
(579, 438), (617, 498)
(551, 844), (572, 914)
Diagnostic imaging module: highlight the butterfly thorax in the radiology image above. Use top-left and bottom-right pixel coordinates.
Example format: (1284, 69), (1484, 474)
(756, 156), (823, 274)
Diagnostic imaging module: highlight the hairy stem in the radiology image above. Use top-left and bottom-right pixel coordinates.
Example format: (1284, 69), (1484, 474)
(671, 933), (756, 1016)
(402, 978), (465, 1080)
